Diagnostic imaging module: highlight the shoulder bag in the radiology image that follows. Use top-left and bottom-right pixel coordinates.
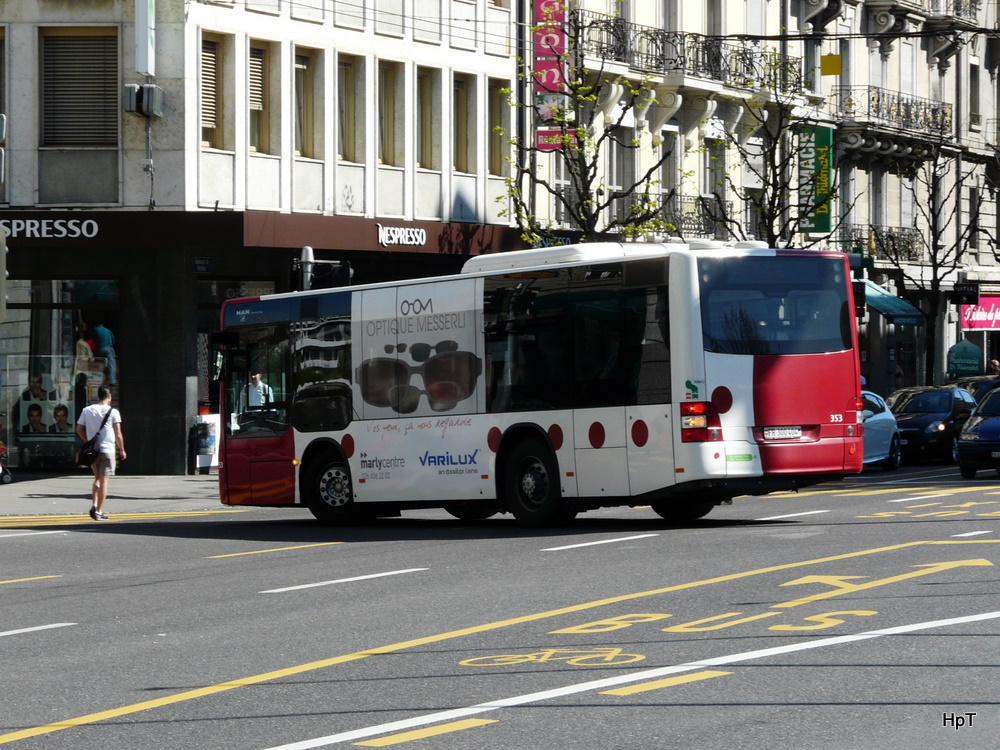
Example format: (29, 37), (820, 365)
(77, 408), (113, 467)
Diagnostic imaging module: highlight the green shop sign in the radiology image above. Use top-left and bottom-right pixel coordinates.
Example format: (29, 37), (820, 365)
(798, 126), (834, 233)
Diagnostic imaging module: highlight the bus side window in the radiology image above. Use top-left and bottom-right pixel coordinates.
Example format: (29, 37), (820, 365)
(635, 288), (670, 405)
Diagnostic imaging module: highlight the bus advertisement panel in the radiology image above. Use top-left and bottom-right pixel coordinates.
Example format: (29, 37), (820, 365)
(216, 241), (862, 526)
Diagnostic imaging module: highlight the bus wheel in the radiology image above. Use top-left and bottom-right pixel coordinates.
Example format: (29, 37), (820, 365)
(502, 437), (561, 527)
(304, 453), (354, 523)
(650, 499), (716, 522)
(445, 501), (500, 521)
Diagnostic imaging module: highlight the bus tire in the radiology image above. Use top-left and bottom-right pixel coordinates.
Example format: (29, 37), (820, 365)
(445, 501), (500, 521)
(303, 452), (355, 523)
(501, 437), (562, 527)
(650, 498), (716, 522)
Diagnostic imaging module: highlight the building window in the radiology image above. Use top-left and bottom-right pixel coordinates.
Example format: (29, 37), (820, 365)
(608, 126), (636, 223)
(416, 67), (440, 169)
(248, 45), (270, 153)
(338, 55), (361, 162)
(378, 61), (401, 165)
(703, 138), (725, 198)
(970, 63), (981, 128)
(969, 186), (980, 250)
(453, 73), (475, 173)
(294, 50), (318, 158)
(40, 30), (118, 146)
(488, 78), (508, 176)
(0, 32), (6, 122)
(201, 39), (222, 148)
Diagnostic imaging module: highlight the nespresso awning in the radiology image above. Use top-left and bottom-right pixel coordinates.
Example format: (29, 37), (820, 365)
(863, 280), (924, 326)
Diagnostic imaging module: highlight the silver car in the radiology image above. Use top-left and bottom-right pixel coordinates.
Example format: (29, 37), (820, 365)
(862, 390), (901, 470)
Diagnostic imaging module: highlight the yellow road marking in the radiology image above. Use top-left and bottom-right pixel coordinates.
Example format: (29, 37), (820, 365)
(2, 539), (994, 746)
(0, 510), (247, 528)
(836, 487), (937, 496)
(600, 670), (732, 695)
(773, 559), (994, 608)
(207, 542), (343, 558)
(0, 576), (61, 586)
(353, 719), (497, 746)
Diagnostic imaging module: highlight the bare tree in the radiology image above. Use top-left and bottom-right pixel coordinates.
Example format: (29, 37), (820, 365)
(501, 18), (677, 245)
(880, 146), (994, 383)
(701, 92), (845, 249)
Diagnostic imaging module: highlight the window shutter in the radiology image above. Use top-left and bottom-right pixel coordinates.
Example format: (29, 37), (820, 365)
(42, 36), (118, 146)
(201, 40), (219, 129)
(249, 48), (265, 111)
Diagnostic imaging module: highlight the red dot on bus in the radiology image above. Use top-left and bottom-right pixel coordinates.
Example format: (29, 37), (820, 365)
(631, 420), (649, 447)
(341, 434), (355, 458)
(487, 427), (503, 452)
(548, 424), (564, 451)
(589, 422), (605, 449)
(712, 386), (734, 414)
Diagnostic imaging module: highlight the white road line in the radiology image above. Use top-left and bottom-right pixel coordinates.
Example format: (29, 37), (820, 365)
(0, 623), (75, 638)
(260, 569), (428, 594)
(0, 530), (70, 538)
(888, 494), (954, 503)
(756, 510), (831, 521)
(951, 530), (994, 538)
(542, 534), (659, 551)
(260, 609), (1000, 750)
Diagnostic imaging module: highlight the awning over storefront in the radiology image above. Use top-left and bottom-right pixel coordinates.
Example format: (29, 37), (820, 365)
(863, 280), (924, 326)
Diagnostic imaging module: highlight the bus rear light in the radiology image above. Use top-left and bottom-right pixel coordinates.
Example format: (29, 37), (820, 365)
(681, 402), (722, 442)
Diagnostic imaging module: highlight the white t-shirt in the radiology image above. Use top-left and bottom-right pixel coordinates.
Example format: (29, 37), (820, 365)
(239, 382), (274, 412)
(77, 404), (121, 454)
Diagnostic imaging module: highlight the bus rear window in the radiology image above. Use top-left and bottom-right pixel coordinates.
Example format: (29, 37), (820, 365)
(699, 256), (852, 355)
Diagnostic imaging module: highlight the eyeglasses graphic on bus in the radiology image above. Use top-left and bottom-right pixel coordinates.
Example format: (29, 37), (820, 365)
(357, 347), (482, 414)
(383, 340), (459, 361)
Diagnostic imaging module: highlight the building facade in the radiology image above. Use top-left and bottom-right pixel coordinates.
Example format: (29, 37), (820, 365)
(1, 0), (999, 472)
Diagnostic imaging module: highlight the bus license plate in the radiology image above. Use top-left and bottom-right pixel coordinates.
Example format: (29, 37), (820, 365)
(764, 427), (801, 440)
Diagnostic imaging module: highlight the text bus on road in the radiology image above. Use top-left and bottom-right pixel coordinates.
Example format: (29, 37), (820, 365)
(215, 241), (863, 526)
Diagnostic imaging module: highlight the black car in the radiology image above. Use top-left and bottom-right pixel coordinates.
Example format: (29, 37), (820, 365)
(947, 375), (1000, 402)
(958, 388), (1000, 479)
(886, 386), (977, 463)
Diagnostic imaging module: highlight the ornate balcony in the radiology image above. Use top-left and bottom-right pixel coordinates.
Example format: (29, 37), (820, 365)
(839, 223), (927, 264)
(570, 11), (802, 94)
(659, 194), (732, 239)
(835, 86), (952, 135)
(926, 0), (980, 25)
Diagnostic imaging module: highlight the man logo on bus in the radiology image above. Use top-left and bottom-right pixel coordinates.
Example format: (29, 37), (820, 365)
(685, 380), (699, 400)
(400, 298), (433, 316)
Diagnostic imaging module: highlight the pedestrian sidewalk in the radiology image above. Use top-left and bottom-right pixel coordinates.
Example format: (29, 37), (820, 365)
(0, 472), (222, 517)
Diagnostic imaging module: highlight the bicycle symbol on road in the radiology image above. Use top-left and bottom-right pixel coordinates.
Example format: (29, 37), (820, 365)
(460, 647), (645, 667)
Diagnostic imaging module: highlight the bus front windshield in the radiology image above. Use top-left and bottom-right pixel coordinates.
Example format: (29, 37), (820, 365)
(699, 255), (852, 355)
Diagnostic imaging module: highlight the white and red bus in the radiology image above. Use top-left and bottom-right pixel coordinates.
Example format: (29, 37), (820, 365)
(215, 241), (863, 526)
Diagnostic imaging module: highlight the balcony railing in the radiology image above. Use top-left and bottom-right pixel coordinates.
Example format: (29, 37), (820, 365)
(839, 223), (927, 263)
(571, 11), (802, 93)
(834, 86), (953, 135)
(556, 189), (731, 238)
(926, 0), (980, 22)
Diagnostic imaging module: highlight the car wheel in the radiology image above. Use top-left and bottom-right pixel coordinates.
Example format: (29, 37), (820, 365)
(445, 501), (500, 521)
(651, 499), (717, 522)
(960, 465), (977, 480)
(501, 437), (564, 527)
(881, 435), (901, 471)
(945, 436), (959, 464)
(302, 451), (355, 523)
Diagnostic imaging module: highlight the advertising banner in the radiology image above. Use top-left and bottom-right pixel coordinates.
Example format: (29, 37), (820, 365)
(961, 296), (1000, 330)
(798, 126), (834, 233)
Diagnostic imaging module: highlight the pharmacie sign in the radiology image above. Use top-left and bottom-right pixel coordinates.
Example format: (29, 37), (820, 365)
(798, 126), (834, 233)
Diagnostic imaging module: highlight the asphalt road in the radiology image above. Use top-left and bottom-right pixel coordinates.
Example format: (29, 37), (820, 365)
(2, 464), (999, 750)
